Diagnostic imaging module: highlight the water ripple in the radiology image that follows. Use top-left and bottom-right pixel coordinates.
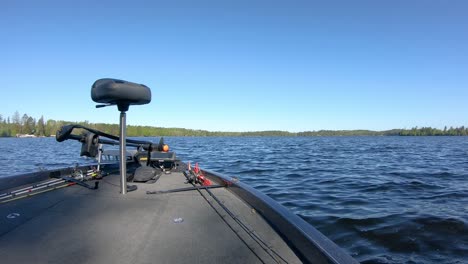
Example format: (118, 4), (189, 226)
(2, 136), (468, 263)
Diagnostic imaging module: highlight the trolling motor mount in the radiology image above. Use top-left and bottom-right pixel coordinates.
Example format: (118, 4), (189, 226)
(80, 132), (99, 157)
(91, 78), (152, 194)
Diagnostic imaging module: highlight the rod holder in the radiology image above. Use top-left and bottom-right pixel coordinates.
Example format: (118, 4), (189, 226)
(97, 143), (103, 172)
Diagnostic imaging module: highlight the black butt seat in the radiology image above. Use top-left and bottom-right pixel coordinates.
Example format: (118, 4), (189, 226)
(91, 78), (151, 111)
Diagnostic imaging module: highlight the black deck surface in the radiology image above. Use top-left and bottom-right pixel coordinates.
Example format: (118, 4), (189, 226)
(0, 171), (301, 263)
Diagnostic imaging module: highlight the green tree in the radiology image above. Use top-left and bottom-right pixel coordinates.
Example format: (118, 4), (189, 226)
(12, 111), (21, 135)
(45, 119), (57, 136)
(24, 116), (36, 134)
(37, 116), (46, 136)
(21, 114), (30, 134)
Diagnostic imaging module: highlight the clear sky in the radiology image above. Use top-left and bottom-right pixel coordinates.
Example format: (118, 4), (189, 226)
(1, 0), (467, 132)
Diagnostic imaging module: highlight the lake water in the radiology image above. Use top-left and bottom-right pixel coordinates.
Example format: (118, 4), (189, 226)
(0, 136), (467, 263)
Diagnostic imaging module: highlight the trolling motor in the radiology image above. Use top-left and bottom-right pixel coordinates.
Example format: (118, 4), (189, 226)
(56, 124), (176, 184)
(91, 78), (152, 194)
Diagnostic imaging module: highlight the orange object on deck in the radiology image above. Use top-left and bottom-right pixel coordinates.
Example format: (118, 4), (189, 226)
(162, 144), (169, 152)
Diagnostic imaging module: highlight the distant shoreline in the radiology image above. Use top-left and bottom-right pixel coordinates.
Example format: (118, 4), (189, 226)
(2, 126), (467, 137)
(1, 113), (467, 137)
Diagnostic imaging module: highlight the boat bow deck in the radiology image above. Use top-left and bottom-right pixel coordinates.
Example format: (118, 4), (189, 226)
(0, 170), (301, 264)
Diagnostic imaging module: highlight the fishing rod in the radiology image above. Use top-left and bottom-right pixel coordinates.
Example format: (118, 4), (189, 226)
(146, 185), (225, 195)
(0, 178), (65, 200)
(1, 182), (76, 204)
(0, 172), (99, 203)
(180, 163), (288, 263)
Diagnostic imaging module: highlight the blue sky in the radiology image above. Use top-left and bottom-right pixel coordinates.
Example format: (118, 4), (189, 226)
(1, 0), (467, 132)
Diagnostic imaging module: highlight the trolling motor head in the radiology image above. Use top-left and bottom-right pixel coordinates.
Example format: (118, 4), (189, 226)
(92, 78), (152, 195)
(56, 125), (75, 142)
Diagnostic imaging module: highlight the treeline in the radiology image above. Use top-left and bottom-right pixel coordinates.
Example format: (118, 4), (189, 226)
(398, 126), (468, 136)
(0, 112), (52, 137)
(0, 112), (467, 137)
(299, 127), (468, 136)
(297, 129), (402, 136)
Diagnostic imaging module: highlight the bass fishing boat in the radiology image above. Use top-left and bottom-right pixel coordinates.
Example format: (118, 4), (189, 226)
(0, 78), (357, 263)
